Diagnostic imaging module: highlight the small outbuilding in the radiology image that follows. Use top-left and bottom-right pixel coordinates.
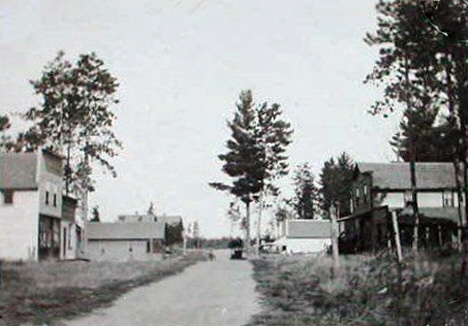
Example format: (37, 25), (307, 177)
(277, 219), (333, 254)
(86, 222), (165, 261)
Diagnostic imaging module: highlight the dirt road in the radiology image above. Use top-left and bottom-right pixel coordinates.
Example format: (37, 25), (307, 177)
(63, 250), (259, 326)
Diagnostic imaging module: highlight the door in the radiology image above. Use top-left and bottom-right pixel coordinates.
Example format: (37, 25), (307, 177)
(63, 227), (67, 258)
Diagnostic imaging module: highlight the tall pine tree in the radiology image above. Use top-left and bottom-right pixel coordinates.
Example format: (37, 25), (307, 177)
(210, 90), (292, 246)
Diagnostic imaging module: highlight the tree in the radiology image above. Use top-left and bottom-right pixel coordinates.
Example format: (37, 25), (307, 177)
(319, 152), (355, 218)
(273, 203), (292, 238)
(90, 205), (100, 222)
(192, 220), (200, 248)
(391, 107), (461, 162)
(210, 90), (293, 247)
(289, 163), (318, 219)
(364, 0), (468, 254)
(0, 115), (12, 151)
(165, 222), (183, 246)
(147, 201), (155, 215)
(15, 51), (122, 196)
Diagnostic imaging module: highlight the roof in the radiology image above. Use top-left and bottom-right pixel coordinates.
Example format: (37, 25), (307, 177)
(356, 162), (456, 190)
(0, 152), (38, 190)
(418, 207), (463, 224)
(286, 220), (332, 239)
(87, 222), (165, 240)
(159, 215), (183, 226)
(118, 214), (183, 225)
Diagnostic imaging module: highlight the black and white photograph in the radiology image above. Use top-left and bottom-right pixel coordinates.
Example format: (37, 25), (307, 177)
(1, 0), (468, 325)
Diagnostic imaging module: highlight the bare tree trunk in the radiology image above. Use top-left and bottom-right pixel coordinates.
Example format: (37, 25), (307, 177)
(256, 197), (263, 256)
(245, 200), (251, 252)
(410, 159), (420, 252)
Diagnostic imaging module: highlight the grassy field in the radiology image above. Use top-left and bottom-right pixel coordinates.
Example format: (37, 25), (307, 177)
(0, 251), (207, 325)
(247, 251), (468, 326)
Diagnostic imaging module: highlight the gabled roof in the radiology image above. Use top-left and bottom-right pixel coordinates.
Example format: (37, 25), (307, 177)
(356, 162), (456, 190)
(0, 152), (38, 190)
(286, 220), (332, 239)
(87, 222), (165, 240)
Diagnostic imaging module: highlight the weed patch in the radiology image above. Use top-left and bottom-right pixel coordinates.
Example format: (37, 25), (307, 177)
(247, 252), (468, 326)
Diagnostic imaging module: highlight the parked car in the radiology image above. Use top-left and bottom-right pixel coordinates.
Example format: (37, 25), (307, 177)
(228, 238), (244, 259)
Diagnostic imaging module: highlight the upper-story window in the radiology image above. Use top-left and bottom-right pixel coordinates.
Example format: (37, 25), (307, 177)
(363, 185), (368, 204)
(443, 191), (454, 207)
(45, 191), (50, 205)
(53, 194), (57, 207)
(355, 188), (360, 206)
(3, 190), (14, 204)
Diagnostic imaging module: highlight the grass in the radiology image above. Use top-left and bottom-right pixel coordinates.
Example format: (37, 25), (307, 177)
(0, 251), (207, 325)
(247, 251), (468, 326)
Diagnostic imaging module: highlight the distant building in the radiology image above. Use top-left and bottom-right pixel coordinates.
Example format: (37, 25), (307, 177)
(0, 150), (78, 261)
(276, 219), (333, 254)
(339, 162), (461, 253)
(118, 213), (183, 226)
(86, 222), (165, 261)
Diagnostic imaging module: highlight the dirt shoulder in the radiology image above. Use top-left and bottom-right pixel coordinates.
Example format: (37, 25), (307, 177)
(247, 252), (468, 326)
(0, 251), (207, 326)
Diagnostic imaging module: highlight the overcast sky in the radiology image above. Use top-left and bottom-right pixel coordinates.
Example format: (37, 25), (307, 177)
(0, 0), (402, 237)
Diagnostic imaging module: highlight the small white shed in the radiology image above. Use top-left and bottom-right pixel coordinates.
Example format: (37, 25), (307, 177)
(279, 220), (333, 254)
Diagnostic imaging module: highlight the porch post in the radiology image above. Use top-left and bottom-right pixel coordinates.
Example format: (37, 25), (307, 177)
(392, 211), (403, 263)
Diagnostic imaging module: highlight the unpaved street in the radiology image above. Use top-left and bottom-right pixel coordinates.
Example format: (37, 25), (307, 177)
(63, 250), (259, 326)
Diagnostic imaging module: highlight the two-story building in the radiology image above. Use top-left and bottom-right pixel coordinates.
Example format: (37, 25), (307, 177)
(0, 150), (77, 261)
(339, 162), (461, 253)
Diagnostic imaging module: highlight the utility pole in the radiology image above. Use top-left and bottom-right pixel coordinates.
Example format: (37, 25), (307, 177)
(330, 203), (340, 272)
(403, 48), (420, 253)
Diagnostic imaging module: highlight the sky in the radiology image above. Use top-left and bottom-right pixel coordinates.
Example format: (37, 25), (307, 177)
(0, 0), (402, 238)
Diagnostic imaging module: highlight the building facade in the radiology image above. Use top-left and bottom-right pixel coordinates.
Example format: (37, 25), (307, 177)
(0, 150), (77, 261)
(340, 162), (461, 253)
(86, 222), (165, 261)
(277, 219), (332, 254)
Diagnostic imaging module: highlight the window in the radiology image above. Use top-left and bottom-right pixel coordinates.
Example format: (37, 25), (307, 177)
(53, 194), (57, 207)
(355, 188), (360, 206)
(363, 185), (368, 204)
(146, 240), (151, 253)
(3, 190), (14, 204)
(443, 191), (454, 207)
(45, 191), (50, 205)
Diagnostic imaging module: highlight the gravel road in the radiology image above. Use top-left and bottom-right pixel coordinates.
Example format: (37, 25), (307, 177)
(63, 250), (260, 326)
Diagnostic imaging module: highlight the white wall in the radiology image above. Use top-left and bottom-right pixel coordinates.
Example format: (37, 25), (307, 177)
(418, 192), (443, 207)
(381, 193), (404, 209)
(286, 238), (331, 254)
(381, 191), (457, 209)
(38, 153), (62, 218)
(0, 190), (39, 260)
(87, 240), (163, 262)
